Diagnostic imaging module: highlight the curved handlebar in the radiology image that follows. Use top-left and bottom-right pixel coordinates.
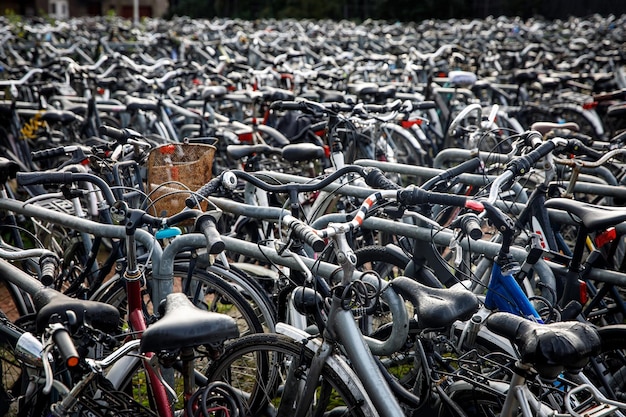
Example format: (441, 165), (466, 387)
(16, 171), (117, 207)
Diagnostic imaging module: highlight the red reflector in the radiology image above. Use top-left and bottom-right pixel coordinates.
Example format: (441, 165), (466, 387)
(323, 145), (330, 158)
(314, 130), (326, 137)
(401, 119), (423, 128)
(159, 144), (176, 155)
(579, 280), (588, 305)
(67, 356), (79, 368)
(238, 132), (254, 143)
(465, 200), (484, 212)
(97, 87), (105, 96)
(582, 101), (598, 110)
(595, 227), (616, 248)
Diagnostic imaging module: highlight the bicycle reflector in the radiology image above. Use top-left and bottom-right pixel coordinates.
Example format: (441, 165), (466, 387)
(595, 227), (616, 249)
(582, 101), (598, 110)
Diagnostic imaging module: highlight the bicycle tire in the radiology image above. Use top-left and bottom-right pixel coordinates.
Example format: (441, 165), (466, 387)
(204, 332), (376, 417)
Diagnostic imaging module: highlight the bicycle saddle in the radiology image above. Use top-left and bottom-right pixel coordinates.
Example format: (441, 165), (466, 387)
(486, 312), (601, 380)
(0, 157), (19, 182)
(34, 288), (120, 334)
(545, 198), (626, 232)
(226, 144), (280, 160)
(281, 143), (325, 163)
(39, 110), (81, 125)
(531, 121), (580, 135)
(201, 85), (228, 101)
(390, 277), (479, 329)
(140, 293), (239, 353)
(125, 96), (158, 112)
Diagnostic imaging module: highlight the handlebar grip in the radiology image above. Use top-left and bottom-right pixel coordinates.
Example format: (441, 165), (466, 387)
(31, 146), (66, 162)
(39, 254), (60, 287)
(51, 326), (80, 368)
(99, 125), (142, 143)
(397, 186), (468, 207)
(440, 156), (483, 180)
(99, 124), (125, 140)
(459, 214), (483, 240)
(508, 139), (558, 176)
(197, 215), (225, 255)
(270, 101), (307, 111)
(413, 101), (436, 110)
(567, 139), (603, 161)
(185, 176), (223, 208)
(16, 172), (73, 186)
(290, 220), (326, 252)
(365, 168), (401, 190)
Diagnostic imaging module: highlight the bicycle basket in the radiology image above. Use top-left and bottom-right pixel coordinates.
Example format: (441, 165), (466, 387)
(146, 143), (216, 215)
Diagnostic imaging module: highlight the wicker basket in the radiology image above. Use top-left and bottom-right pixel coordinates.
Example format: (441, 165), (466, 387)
(146, 143), (216, 215)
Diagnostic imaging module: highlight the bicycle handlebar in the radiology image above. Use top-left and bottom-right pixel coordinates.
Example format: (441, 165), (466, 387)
(488, 136), (570, 203)
(49, 322), (80, 368)
(195, 212), (225, 254)
(421, 157), (483, 191)
(31, 146), (69, 162)
(283, 215), (327, 252)
(0, 68), (43, 86)
(99, 124), (144, 144)
(397, 185), (484, 211)
(16, 171), (117, 206)
(364, 168), (402, 190)
(505, 134), (567, 177)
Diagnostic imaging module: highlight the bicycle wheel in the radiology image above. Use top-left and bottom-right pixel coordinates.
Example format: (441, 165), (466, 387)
(438, 382), (504, 417)
(94, 262), (265, 339)
(204, 332), (375, 417)
(0, 312), (24, 417)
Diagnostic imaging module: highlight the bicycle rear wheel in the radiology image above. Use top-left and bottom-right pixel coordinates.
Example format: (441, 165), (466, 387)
(204, 332), (375, 416)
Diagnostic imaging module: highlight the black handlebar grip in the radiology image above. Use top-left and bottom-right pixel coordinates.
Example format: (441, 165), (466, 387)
(290, 221), (326, 252)
(506, 140), (557, 177)
(99, 125), (142, 143)
(421, 157), (482, 191)
(567, 139), (603, 161)
(185, 176), (223, 208)
(16, 172), (74, 186)
(51, 326), (80, 368)
(413, 101), (436, 110)
(397, 186), (469, 208)
(459, 214), (483, 240)
(31, 146), (66, 162)
(441, 157), (482, 179)
(270, 101), (306, 111)
(39, 254), (59, 287)
(197, 215), (225, 254)
(365, 168), (401, 190)
(99, 124), (125, 140)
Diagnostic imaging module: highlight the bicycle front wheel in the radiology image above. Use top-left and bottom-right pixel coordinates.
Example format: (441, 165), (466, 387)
(204, 332), (375, 417)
